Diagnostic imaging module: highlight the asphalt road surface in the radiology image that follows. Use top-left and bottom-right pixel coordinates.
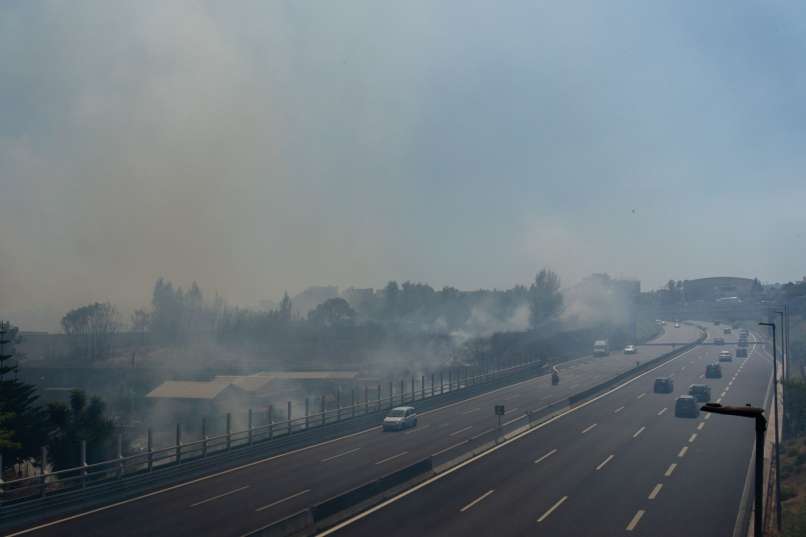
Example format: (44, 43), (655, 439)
(322, 325), (771, 537)
(7, 323), (704, 537)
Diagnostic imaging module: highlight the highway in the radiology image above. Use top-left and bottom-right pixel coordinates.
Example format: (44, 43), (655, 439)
(6, 324), (701, 537)
(322, 325), (771, 537)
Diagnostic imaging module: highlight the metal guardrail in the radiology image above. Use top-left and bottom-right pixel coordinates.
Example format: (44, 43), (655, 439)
(0, 360), (541, 516)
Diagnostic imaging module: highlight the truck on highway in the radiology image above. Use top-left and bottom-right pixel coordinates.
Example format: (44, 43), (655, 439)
(593, 340), (609, 357)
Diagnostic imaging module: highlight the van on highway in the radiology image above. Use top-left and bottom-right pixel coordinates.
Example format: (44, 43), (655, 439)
(706, 363), (722, 379)
(675, 395), (700, 418)
(719, 350), (733, 362)
(383, 406), (417, 431)
(653, 377), (674, 393)
(688, 384), (711, 402)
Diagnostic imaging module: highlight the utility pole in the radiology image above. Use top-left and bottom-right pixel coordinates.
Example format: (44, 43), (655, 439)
(759, 321), (782, 531)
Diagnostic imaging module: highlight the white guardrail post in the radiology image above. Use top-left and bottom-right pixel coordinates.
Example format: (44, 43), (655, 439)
(305, 398), (310, 429)
(268, 405), (274, 439)
(320, 396), (325, 426)
(286, 402), (292, 434)
(364, 385), (369, 414)
(351, 388), (356, 418)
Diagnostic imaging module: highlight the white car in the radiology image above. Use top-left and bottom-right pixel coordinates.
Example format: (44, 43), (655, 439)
(383, 406), (417, 431)
(624, 345), (637, 355)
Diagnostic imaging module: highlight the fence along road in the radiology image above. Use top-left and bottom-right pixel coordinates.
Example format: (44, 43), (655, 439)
(321, 326), (771, 537)
(6, 324), (701, 537)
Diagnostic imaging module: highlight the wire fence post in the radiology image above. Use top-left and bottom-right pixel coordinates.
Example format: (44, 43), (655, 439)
(421, 375), (425, 399)
(117, 434), (124, 479)
(440, 372), (444, 395)
(286, 402), (292, 434)
(202, 418), (208, 457)
(377, 384), (381, 412)
(175, 423), (182, 464)
(147, 428), (153, 472)
(351, 388), (356, 418)
(431, 373), (435, 397)
(400, 380), (404, 404)
(226, 413), (232, 450)
(336, 389), (341, 421)
(305, 398), (310, 429)
(388, 381), (393, 408)
(320, 395), (326, 425)
(40, 446), (48, 498)
(410, 377), (415, 403)
(364, 385), (369, 414)
(268, 405), (274, 439)
(248, 408), (254, 446)
(80, 440), (87, 488)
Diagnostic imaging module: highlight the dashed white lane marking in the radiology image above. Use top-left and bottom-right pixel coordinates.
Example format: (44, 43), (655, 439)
(537, 496), (568, 523)
(596, 454), (614, 471)
(375, 451), (409, 465)
(404, 424), (431, 435)
(504, 407), (520, 415)
(678, 446), (689, 458)
(581, 423), (598, 434)
(716, 397), (722, 403)
(450, 425), (473, 437)
(689, 433), (698, 443)
(697, 422), (705, 431)
(633, 426), (646, 439)
(535, 449), (558, 464)
(699, 374), (705, 379)
(657, 408), (667, 416)
(460, 489), (495, 512)
(470, 428), (495, 440)
(665, 463), (677, 477)
(626, 510), (646, 531)
(648, 483), (663, 500)
(189, 485), (249, 508)
(704, 413), (711, 420)
(637, 393), (646, 399)
(320, 447), (361, 463)
(432, 441), (468, 458)
(614, 406), (625, 414)
(462, 407), (481, 415)
(255, 489), (310, 512)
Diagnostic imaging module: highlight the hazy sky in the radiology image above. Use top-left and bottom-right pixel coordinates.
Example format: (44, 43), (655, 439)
(2, 1), (806, 331)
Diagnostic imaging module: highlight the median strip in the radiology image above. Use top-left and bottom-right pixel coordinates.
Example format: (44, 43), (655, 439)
(460, 489), (495, 512)
(537, 496), (568, 523)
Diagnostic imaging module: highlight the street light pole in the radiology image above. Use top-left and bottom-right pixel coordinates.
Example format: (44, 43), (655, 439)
(759, 321), (782, 531)
(701, 403), (766, 537)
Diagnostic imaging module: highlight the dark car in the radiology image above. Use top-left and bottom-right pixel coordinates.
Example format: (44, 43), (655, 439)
(713, 337), (725, 345)
(736, 348), (748, 358)
(654, 377), (675, 393)
(738, 339), (748, 348)
(688, 384), (712, 402)
(706, 363), (722, 379)
(675, 395), (700, 418)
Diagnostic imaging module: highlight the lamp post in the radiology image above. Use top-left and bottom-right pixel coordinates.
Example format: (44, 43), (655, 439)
(759, 321), (782, 531)
(701, 403), (766, 537)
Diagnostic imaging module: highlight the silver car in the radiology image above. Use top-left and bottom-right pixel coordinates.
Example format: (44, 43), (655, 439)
(383, 406), (418, 431)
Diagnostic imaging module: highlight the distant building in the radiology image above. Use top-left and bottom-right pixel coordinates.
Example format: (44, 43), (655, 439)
(146, 381), (249, 424)
(683, 277), (756, 302)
